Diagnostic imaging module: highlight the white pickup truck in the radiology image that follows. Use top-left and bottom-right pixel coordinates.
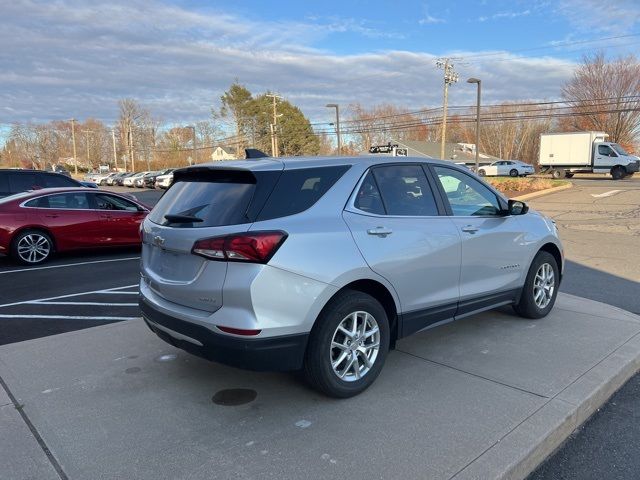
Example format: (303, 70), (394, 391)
(539, 131), (640, 180)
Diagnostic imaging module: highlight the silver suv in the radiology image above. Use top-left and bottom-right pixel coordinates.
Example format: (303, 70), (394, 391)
(140, 156), (563, 397)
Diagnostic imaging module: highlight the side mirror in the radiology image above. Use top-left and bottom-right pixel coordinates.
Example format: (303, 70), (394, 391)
(508, 199), (528, 215)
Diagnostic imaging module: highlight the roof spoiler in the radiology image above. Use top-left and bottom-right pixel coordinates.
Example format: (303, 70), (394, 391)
(245, 148), (269, 159)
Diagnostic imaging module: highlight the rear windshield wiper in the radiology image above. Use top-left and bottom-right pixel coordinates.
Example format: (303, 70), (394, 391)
(164, 214), (204, 223)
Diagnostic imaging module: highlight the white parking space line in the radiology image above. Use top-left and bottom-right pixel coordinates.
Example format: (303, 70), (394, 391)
(591, 190), (622, 198)
(27, 302), (138, 306)
(0, 314), (140, 321)
(0, 284), (138, 308)
(0, 257), (140, 275)
(98, 291), (139, 295)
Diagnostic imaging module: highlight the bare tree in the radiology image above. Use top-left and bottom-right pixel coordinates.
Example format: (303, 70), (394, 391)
(562, 52), (640, 150)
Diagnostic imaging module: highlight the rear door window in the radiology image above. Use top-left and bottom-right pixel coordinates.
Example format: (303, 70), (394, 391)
(372, 165), (439, 216)
(256, 166), (349, 220)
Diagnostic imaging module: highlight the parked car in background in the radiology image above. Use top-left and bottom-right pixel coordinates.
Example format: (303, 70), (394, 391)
(124, 172), (148, 187)
(143, 169), (174, 189)
(134, 173), (150, 188)
(155, 169), (175, 189)
(140, 156), (563, 398)
(79, 181), (99, 189)
(115, 173), (134, 186)
(0, 169), (84, 199)
(0, 188), (150, 265)
(98, 172), (119, 186)
(477, 160), (535, 177)
(106, 172), (125, 186)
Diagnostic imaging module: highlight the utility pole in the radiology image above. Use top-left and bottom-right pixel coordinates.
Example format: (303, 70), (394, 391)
(129, 123), (136, 172)
(111, 129), (118, 171)
(436, 58), (459, 160)
(83, 130), (93, 170)
(70, 119), (78, 175)
(266, 94), (282, 157)
(188, 126), (197, 164)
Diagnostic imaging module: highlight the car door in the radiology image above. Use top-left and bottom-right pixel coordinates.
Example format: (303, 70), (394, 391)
(89, 192), (147, 244)
(430, 165), (528, 315)
(343, 164), (462, 336)
(594, 144), (617, 170)
(493, 161), (507, 176)
(25, 192), (101, 249)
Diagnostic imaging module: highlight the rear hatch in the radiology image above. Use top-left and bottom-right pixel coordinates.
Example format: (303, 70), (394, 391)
(141, 163), (283, 312)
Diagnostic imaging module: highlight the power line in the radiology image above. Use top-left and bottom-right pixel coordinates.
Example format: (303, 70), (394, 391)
(451, 33), (640, 62)
(310, 95), (640, 135)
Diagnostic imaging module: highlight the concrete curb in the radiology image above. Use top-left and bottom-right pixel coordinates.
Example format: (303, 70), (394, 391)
(512, 182), (572, 201)
(452, 312), (640, 480)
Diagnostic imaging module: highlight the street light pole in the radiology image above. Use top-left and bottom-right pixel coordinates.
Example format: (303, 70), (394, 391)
(325, 103), (341, 155)
(467, 78), (482, 173)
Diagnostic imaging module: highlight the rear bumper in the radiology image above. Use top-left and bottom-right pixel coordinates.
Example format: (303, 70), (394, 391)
(139, 298), (309, 371)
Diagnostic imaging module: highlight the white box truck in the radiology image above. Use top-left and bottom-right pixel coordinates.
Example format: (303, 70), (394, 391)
(539, 131), (640, 180)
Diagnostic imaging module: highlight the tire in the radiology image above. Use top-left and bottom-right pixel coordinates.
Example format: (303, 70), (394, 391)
(509, 169), (518, 177)
(513, 251), (559, 319)
(611, 166), (625, 180)
(551, 169), (562, 179)
(478, 169), (486, 177)
(11, 230), (54, 265)
(303, 290), (390, 398)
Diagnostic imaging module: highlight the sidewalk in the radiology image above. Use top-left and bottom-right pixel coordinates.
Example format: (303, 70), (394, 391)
(1, 293), (639, 480)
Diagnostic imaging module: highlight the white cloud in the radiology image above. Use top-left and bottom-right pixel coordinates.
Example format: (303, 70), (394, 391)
(477, 9), (531, 22)
(0, 0), (577, 127)
(418, 4), (446, 24)
(557, 0), (640, 32)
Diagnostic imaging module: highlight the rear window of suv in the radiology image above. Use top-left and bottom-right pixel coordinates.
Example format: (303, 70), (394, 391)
(149, 178), (256, 228)
(148, 165), (349, 228)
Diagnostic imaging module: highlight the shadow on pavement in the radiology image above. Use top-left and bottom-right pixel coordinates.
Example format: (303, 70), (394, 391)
(561, 260), (639, 315)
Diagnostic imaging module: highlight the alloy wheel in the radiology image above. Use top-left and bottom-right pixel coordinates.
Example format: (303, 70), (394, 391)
(330, 311), (380, 382)
(17, 233), (51, 264)
(533, 262), (555, 309)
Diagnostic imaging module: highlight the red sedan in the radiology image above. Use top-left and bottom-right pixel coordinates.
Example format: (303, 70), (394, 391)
(0, 188), (150, 265)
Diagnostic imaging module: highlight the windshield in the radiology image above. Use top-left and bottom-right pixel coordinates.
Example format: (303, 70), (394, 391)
(611, 144), (629, 156)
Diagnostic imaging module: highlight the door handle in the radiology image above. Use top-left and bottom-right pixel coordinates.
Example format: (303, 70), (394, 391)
(367, 227), (393, 237)
(461, 225), (479, 234)
(44, 214), (59, 218)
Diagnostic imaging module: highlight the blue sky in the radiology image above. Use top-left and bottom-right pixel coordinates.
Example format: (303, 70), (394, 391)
(1, 0), (640, 141)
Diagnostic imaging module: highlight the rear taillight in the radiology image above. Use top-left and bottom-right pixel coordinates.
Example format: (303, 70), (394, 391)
(192, 231), (287, 263)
